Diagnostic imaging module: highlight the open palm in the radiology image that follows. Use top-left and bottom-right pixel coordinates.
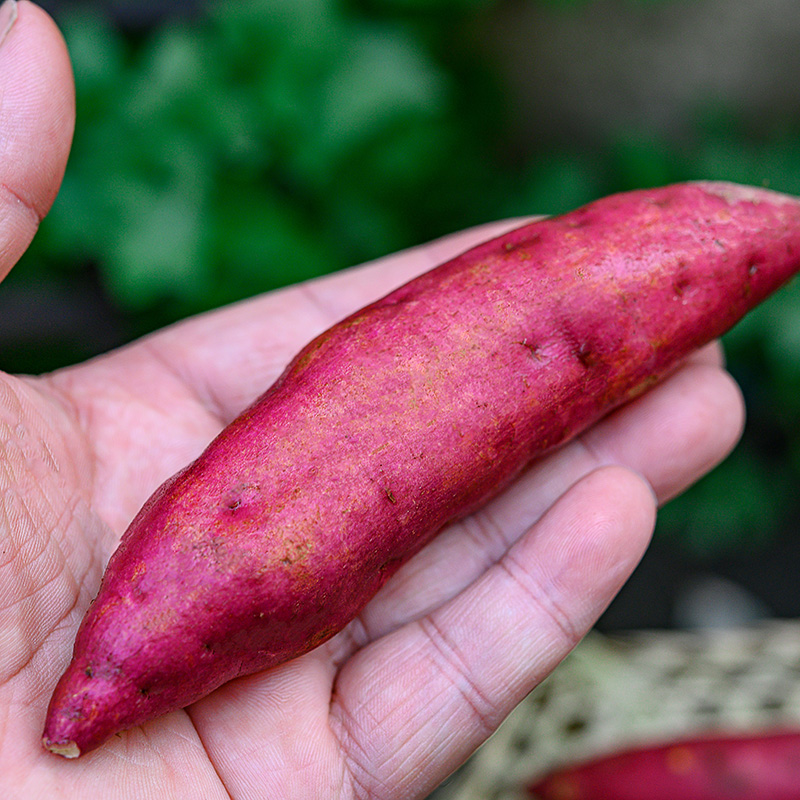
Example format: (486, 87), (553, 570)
(0, 4), (745, 799)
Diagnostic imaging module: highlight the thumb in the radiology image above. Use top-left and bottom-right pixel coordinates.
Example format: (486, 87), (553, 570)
(0, 0), (75, 281)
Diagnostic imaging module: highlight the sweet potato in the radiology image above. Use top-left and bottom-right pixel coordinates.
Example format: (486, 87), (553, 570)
(529, 730), (800, 800)
(42, 181), (800, 757)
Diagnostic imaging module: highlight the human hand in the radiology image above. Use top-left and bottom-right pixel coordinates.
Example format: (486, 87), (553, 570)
(0, 4), (745, 798)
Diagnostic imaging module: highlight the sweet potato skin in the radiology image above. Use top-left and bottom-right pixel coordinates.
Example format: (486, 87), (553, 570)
(43, 182), (800, 756)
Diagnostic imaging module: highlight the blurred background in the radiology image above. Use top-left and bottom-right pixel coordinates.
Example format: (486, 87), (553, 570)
(8, 0), (800, 631)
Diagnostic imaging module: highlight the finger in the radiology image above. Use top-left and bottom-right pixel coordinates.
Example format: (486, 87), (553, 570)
(581, 359), (744, 503)
(329, 465), (656, 800)
(187, 651), (348, 800)
(0, 1), (74, 281)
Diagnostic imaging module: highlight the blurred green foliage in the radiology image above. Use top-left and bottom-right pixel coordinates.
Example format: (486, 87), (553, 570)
(18, 0), (800, 560)
(30, 0), (511, 329)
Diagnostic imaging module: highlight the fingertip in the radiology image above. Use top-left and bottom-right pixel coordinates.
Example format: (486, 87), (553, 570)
(2, 0), (75, 208)
(588, 463), (658, 545)
(563, 464), (657, 581)
(513, 463), (657, 643)
(658, 361), (747, 499)
(0, 0), (75, 276)
(582, 358), (746, 505)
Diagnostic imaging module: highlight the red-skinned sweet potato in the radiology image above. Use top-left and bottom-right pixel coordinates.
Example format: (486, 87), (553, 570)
(529, 730), (800, 800)
(42, 181), (800, 757)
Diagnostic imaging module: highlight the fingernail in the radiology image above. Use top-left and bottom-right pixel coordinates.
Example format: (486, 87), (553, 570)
(0, 0), (18, 50)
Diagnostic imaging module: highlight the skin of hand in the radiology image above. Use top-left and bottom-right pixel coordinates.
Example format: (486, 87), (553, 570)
(0, 3), (745, 799)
